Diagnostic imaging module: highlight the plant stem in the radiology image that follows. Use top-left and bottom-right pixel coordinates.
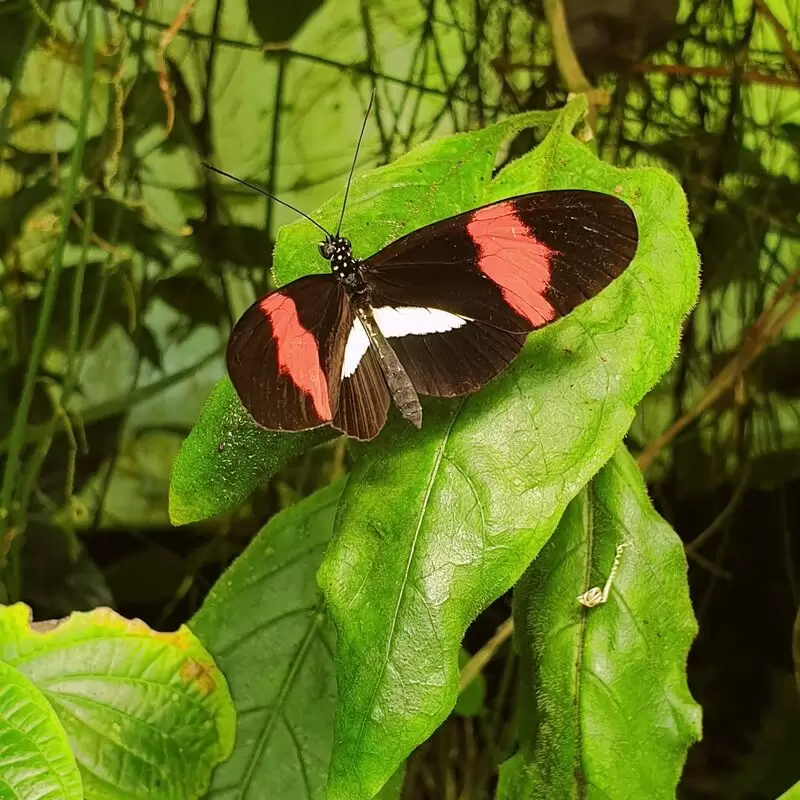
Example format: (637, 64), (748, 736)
(637, 265), (800, 471)
(542, 0), (591, 95)
(458, 617), (514, 694)
(0, 2), (96, 587)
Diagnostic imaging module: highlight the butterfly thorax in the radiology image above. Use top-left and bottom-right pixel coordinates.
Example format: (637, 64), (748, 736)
(319, 236), (368, 297)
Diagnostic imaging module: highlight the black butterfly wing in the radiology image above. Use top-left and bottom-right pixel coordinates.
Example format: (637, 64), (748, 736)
(386, 323), (527, 397)
(354, 190), (637, 397)
(226, 275), (352, 431)
(331, 346), (390, 440)
(364, 190), (637, 328)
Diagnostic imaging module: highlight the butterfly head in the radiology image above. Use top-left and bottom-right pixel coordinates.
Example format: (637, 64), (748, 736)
(319, 235), (362, 287)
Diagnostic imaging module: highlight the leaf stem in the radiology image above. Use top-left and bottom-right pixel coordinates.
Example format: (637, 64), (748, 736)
(458, 617), (514, 694)
(753, 0), (800, 80)
(542, 0), (592, 96)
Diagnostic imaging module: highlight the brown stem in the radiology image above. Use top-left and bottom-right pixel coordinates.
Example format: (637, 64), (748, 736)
(753, 0), (800, 79)
(458, 617), (514, 694)
(627, 61), (800, 88)
(157, 0), (196, 135)
(637, 266), (800, 471)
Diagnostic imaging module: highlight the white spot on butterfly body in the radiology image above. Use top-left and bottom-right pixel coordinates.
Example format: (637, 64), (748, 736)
(342, 306), (469, 378)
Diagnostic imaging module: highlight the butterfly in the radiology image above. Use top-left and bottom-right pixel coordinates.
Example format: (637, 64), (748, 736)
(208, 103), (638, 442)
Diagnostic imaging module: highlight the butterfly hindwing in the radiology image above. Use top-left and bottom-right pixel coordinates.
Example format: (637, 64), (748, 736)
(388, 322), (527, 397)
(339, 306), (527, 398)
(226, 275), (351, 431)
(332, 346), (390, 440)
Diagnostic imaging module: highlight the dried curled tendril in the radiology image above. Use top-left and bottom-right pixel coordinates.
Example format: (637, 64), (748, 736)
(577, 541), (631, 609)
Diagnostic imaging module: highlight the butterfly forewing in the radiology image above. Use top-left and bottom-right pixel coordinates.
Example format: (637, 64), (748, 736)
(334, 190), (638, 398)
(226, 275), (351, 431)
(362, 190), (637, 330)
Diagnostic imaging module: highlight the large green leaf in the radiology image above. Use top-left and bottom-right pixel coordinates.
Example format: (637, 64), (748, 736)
(779, 780), (800, 800)
(169, 377), (334, 525)
(0, 660), (83, 800)
(191, 480), (405, 799)
(169, 108), (559, 526)
(497, 445), (701, 798)
(317, 97), (699, 799)
(0, 604), (235, 799)
(190, 481), (341, 799)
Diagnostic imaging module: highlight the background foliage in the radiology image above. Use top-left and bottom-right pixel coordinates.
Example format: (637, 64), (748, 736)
(0, 0), (799, 797)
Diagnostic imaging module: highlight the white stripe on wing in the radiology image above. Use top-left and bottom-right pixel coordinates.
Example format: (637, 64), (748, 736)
(342, 306), (468, 379)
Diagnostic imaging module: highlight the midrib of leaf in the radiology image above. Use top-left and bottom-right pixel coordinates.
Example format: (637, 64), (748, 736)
(223, 542), (329, 601)
(236, 601), (327, 798)
(572, 486), (594, 800)
(48, 697), (168, 781)
(346, 401), (463, 769)
(282, 712), (314, 800)
(0, 684), (76, 799)
(215, 604), (318, 659)
(44, 690), (175, 747)
(67, 744), (146, 800)
(34, 671), (216, 725)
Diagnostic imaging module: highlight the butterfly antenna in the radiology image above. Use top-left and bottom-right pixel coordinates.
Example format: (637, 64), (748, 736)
(201, 162), (332, 239)
(336, 88), (376, 237)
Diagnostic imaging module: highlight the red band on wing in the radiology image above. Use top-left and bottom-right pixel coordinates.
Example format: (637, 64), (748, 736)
(467, 201), (557, 326)
(260, 293), (332, 420)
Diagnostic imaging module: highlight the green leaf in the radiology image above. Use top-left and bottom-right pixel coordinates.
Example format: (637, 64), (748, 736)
(0, 604), (235, 799)
(779, 780), (800, 800)
(170, 109), (557, 526)
(497, 445), (701, 799)
(191, 481), (342, 799)
(273, 110), (558, 285)
(191, 480), (407, 799)
(317, 96), (699, 800)
(0, 660), (83, 800)
(375, 766), (405, 799)
(168, 377), (335, 525)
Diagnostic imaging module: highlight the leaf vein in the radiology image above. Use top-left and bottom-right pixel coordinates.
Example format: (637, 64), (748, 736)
(345, 400), (464, 767)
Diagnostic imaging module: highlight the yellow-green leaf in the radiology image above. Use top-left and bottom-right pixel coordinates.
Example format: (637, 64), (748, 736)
(0, 604), (235, 799)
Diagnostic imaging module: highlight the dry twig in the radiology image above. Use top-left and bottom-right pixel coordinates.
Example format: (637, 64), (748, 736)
(628, 61), (800, 88)
(157, 0), (196, 135)
(753, 0), (800, 80)
(458, 617), (514, 694)
(637, 266), (800, 471)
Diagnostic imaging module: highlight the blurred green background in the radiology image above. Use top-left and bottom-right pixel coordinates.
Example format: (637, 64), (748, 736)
(0, 0), (798, 796)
